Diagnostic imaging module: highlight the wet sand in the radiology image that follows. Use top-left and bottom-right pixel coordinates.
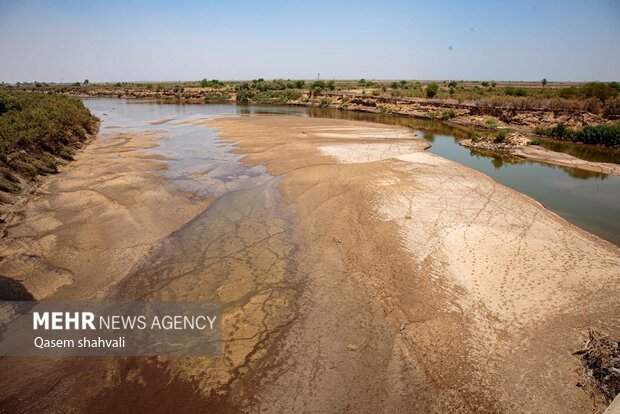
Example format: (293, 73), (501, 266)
(0, 116), (618, 413)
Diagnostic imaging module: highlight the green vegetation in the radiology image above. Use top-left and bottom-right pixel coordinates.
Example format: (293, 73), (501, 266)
(426, 82), (439, 98)
(253, 89), (302, 104)
(0, 90), (97, 193)
(494, 129), (508, 143)
(319, 98), (332, 108)
(200, 79), (224, 88)
(504, 86), (527, 97)
(535, 122), (620, 148)
(440, 109), (457, 120)
(485, 118), (498, 129)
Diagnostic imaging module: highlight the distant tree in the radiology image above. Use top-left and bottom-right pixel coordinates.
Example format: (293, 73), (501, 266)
(325, 80), (335, 91)
(448, 80), (458, 88)
(481, 81), (489, 87)
(426, 82), (439, 98)
(83, 79), (89, 85)
(541, 78), (548, 88)
(294, 80), (305, 89)
(390, 81), (399, 89)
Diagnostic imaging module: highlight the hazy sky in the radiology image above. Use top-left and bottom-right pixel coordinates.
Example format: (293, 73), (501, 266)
(1, 0), (619, 83)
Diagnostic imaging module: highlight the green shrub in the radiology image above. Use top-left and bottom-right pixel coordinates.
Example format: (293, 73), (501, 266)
(440, 109), (457, 120)
(485, 118), (498, 128)
(580, 82), (618, 102)
(253, 90), (301, 104)
(535, 122), (620, 148)
(0, 91), (97, 185)
(530, 138), (541, 145)
(573, 124), (620, 148)
(494, 129), (508, 143)
(426, 82), (439, 98)
(505, 87), (527, 97)
(235, 83), (251, 103)
(319, 98), (331, 107)
(540, 122), (573, 139)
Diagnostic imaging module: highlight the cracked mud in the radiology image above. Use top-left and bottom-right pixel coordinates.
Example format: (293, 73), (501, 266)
(0, 114), (618, 413)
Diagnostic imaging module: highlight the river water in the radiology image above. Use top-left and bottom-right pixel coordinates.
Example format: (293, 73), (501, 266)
(82, 99), (620, 246)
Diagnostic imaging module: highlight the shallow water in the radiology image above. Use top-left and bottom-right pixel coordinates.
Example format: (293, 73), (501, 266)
(82, 99), (620, 246)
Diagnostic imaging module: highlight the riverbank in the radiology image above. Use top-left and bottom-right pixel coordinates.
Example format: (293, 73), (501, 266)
(26, 85), (620, 175)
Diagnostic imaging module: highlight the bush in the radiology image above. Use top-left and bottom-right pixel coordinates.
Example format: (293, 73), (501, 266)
(580, 82), (618, 102)
(253, 90), (301, 104)
(603, 96), (620, 118)
(573, 124), (620, 148)
(485, 118), (498, 128)
(426, 82), (439, 98)
(0, 90), (97, 186)
(536, 122), (620, 148)
(319, 98), (331, 107)
(494, 129), (508, 143)
(440, 109), (457, 120)
(235, 83), (251, 103)
(505, 87), (527, 97)
(312, 80), (326, 90)
(530, 138), (541, 145)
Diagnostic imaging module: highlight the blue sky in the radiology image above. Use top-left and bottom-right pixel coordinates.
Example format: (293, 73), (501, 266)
(0, 0), (619, 82)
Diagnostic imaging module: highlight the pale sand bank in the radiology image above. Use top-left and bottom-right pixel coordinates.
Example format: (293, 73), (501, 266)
(203, 116), (620, 413)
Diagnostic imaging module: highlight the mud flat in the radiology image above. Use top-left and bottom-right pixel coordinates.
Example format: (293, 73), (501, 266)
(203, 116), (620, 413)
(0, 114), (618, 413)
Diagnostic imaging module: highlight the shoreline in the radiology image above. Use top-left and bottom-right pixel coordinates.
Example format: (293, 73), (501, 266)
(69, 91), (620, 176)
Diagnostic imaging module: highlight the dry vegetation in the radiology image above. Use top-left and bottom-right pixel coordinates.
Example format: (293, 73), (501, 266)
(3, 78), (620, 147)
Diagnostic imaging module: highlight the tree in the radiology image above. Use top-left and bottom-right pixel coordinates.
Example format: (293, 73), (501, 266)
(541, 78), (548, 88)
(426, 82), (439, 98)
(83, 79), (89, 85)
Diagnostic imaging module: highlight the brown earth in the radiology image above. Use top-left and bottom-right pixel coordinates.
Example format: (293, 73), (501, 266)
(0, 116), (618, 413)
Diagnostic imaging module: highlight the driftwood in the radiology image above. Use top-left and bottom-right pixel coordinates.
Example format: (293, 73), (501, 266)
(574, 330), (620, 404)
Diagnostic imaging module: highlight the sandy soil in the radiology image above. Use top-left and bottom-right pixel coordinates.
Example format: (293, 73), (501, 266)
(0, 131), (209, 300)
(201, 116), (620, 413)
(0, 116), (618, 413)
(511, 145), (620, 176)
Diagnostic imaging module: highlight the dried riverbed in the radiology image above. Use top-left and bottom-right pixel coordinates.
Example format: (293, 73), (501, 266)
(0, 101), (618, 413)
